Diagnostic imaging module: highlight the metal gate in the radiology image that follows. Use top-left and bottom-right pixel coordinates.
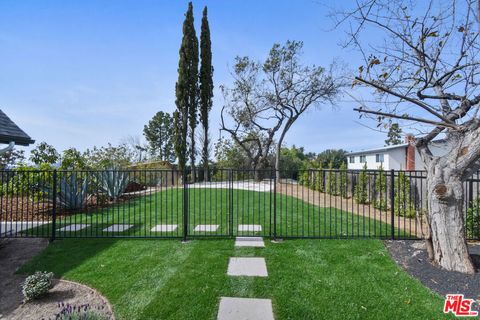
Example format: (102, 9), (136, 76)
(186, 169), (273, 238)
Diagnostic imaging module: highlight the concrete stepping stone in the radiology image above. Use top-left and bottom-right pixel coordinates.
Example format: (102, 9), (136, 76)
(235, 237), (265, 247)
(1, 221), (48, 236)
(194, 224), (219, 232)
(151, 224), (178, 232)
(57, 224), (90, 232)
(217, 297), (274, 320)
(238, 224), (262, 232)
(103, 224), (134, 232)
(227, 257), (268, 277)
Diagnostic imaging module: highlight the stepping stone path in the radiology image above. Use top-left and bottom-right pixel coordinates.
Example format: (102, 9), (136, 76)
(217, 234), (274, 319)
(235, 237), (265, 247)
(57, 224), (90, 232)
(217, 297), (274, 320)
(0, 221), (47, 236)
(194, 224), (219, 232)
(227, 257), (268, 277)
(238, 224), (262, 232)
(103, 224), (133, 232)
(151, 224), (177, 232)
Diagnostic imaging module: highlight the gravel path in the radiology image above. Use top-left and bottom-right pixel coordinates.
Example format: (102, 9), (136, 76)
(385, 240), (480, 310)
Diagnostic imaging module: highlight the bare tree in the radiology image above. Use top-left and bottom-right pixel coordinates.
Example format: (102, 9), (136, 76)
(220, 41), (343, 180)
(337, 0), (480, 273)
(120, 135), (148, 163)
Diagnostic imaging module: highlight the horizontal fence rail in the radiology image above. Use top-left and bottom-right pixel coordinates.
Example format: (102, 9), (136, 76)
(0, 168), (479, 240)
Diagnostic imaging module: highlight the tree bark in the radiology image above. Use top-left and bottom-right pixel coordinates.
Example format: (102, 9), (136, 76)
(275, 119), (295, 182)
(426, 165), (475, 274)
(275, 143), (281, 182)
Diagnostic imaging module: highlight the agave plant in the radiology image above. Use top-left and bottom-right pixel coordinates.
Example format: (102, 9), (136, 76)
(56, 173), (89, 210)
(97, 168), (129, 201)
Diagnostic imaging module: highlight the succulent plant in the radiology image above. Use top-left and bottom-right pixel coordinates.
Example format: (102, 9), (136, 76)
(56, 173), (89, 210)
(97, 168), (129, 201)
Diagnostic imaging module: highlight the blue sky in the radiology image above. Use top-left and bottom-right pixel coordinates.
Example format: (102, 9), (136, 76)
(0, 0), (393, 158)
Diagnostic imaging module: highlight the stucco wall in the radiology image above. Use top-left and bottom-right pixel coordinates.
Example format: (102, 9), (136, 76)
(348, 147), (406, 170)
(347, 141), (450, 171)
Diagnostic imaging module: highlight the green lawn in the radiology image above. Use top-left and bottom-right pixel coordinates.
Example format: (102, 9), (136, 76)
(19, 238), (451, 319)
(26, 188), (401, 238)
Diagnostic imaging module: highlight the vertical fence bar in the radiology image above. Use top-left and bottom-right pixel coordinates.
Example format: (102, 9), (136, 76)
(390, 169), (395, 240)
(229, 169), (233, 237)
(50, 170), (57, 242)
(273, 169), (277, 240)
(183, 169), (188, 241)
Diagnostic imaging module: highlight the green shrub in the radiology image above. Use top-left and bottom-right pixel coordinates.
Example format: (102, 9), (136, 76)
(315, 169), (324, 192)
(339, 162), (348, 198)
(0, 164), (53, 199)
(394, 172), (415, 218)
(374, 166), (387, 210)
(298, 170), (310, 187)
(354, 164), (369, 204)
(325, 162), (338, 195)
(467, 197), (480, 239)
(22, 271), (54, 301)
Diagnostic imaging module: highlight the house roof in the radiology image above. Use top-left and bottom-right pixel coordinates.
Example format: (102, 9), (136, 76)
(0, 109), (35, 146)
(346, 143), (408, 156)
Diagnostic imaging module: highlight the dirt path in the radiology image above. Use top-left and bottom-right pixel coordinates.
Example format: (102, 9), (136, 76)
(0, 238), (48, 318)
(276, 183), (428, 238)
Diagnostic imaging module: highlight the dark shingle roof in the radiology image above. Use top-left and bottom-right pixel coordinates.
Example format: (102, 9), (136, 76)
(0, 109), (35, 146)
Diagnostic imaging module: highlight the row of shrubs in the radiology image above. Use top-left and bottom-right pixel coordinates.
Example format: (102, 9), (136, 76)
(298, 163), (417, 218)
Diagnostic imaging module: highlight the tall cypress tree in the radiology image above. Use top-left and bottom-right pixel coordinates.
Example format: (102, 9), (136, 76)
(199, 6), (213, 181)
(174, 2), (199, 177)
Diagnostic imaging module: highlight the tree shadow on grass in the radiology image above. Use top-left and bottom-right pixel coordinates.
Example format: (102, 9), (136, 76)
(17, 238), (117, 277)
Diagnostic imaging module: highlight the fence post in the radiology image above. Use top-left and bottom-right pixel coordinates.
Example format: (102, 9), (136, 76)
(468, 179), (474, 208)
(50, 170), (57, 242)
(183, 169), (188, 242)
(390, 169), (395, 240)
(228, 169), (233, 237)
(273, 169), (277, 240)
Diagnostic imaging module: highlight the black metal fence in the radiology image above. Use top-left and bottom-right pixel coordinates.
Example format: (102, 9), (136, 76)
(1, 168), (479, 240)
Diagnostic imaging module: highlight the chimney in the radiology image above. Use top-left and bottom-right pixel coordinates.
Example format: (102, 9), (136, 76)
(405, 134), (415, 171)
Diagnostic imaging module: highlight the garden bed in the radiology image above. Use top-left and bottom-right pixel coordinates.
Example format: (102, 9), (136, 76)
(0, 238), (113, 319)
(8, 279), (114, 320)
(0, 190), (158, 222)
(385, 240), (480, 310)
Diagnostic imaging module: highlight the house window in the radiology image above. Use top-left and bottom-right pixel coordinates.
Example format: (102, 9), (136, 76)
(359, 155), (366, 163)
(349, 156), (355, 163)
(376, 153), (384, 163)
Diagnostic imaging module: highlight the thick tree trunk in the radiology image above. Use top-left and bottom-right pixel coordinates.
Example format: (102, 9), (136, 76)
(275, 144), (281, 182)
(426, 166), (475, 274)
(253, 158), (269, 181)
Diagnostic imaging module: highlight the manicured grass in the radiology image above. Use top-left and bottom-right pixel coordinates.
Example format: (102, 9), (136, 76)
(19, 238), (451, 319)
(27, 188), (401, 238)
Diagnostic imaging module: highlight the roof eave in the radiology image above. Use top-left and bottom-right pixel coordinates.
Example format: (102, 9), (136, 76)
(346, 144), (407, 156)
(0, 135), (35, 146)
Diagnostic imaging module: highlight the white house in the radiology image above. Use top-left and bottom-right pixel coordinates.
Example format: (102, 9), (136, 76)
(346, 136), (449, 170)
